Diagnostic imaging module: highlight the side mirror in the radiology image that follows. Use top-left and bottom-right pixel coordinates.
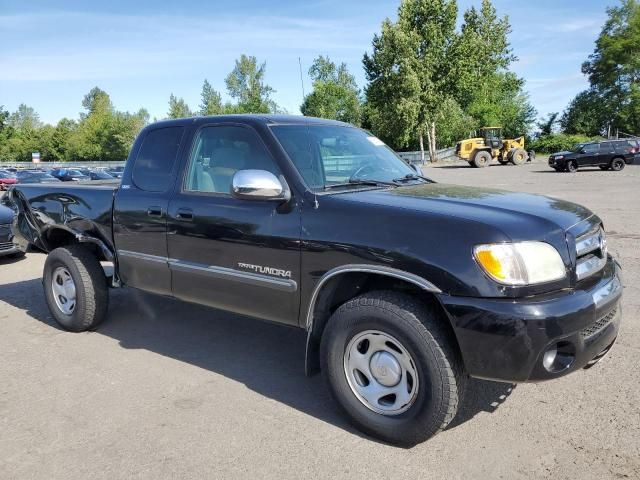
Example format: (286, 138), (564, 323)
(231, 169), (290, 202)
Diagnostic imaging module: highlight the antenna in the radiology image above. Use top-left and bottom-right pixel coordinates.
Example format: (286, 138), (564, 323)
(298, 57), (306, 101)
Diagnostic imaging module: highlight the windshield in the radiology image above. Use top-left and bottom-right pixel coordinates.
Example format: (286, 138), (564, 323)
(271, 125), (414, 190)
(572, 143), (586, 152)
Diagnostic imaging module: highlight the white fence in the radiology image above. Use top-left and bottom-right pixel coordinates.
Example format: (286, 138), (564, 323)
(397, 147), (458, 165)
(1, 147), (458, 170)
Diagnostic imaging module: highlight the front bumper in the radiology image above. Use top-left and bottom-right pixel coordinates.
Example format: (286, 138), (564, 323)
(0, 223), (27, 257)
(439, 256), (622, 383)
(548, 157), (566, 169)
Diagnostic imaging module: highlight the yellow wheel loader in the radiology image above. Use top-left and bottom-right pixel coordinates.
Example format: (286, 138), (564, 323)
(455, 127), (529, 168)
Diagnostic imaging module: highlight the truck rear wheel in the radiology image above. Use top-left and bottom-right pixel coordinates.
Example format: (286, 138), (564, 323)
(43, 245), (109, 332)
(472, 151), (492, 168)
(320, 291), (465, 446)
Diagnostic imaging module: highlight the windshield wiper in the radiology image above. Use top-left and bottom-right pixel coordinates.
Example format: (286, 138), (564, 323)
(392, 173), (435, 184)
(324, 179), (399, 190)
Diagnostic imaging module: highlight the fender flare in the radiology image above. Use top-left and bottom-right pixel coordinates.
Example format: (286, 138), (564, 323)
(43, 225), (115, 262)
(303, 264), (442, 375)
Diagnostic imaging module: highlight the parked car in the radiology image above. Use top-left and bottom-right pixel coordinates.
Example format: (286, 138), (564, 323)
(0, 205), (26, 258)
(49, 168), (91, 182)
(104, 166), (124, 178)
(8, 115), (622, 446)
(77, 168), (116, 181)
(0, 170), (18, 190)
(548, 139), (636, 172)
(16, 171), (62, 184)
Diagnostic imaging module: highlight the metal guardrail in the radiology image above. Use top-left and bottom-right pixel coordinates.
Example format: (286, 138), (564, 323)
(2, 147), (457, 170)
(397, 147), (458, 165)
(0, 161), (127, 169)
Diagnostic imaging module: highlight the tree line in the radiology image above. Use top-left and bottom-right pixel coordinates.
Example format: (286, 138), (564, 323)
(2, 0), (636, 162)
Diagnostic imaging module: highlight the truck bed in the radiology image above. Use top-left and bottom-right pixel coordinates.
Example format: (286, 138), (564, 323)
(9, 183), (118, 254)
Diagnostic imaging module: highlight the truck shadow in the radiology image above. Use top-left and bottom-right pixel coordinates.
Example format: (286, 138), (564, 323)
(0, 279), (515, 445)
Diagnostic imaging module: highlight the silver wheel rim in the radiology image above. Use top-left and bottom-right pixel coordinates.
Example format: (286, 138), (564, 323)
(343, 330), (419, 415)
(51, 267), (76, 315)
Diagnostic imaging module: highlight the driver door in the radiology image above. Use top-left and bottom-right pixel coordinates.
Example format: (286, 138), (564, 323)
(578, 143), (599, 166)
(166, 124), (301, 326)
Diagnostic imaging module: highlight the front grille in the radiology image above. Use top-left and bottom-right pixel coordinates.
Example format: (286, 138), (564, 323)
(581, 308), (617, 339)
(0, 241), (14, 251)
(0, 223), (11, 239)
(575, 227), (607, 281)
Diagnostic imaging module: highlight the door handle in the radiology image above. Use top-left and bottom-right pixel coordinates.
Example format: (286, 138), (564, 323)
(176, 208), (194, 221)
(147, 206), (163, 217)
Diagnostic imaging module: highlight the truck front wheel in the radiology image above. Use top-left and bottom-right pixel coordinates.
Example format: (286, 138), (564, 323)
(320, 291), (465, 446)
(43, 245), (109, 332)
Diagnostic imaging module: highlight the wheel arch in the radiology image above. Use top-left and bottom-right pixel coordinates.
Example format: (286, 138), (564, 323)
(303, 265), (461, 376)
(43, 226), (114, 262)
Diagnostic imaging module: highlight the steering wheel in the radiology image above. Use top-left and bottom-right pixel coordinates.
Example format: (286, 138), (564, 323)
(349, 163), (376, 182)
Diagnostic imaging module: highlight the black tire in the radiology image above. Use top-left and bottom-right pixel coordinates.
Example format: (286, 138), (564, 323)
(610, 157), (625, 171)
(320, 291), (465, 446)
(510, 148), (528, 165)
(43, 245), (109, 332)
(472, 150), (492, 168)
(566, 160), (578, 173)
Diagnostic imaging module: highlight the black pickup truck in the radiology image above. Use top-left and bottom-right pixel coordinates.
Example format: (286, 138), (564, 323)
(9, 115), (622, 446)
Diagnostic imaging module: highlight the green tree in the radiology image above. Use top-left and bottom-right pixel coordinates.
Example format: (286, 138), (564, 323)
(537, 112), (559, 136)
(364, 0), (459, 161)
(452, 0), (515, 108)
(566, 0), (640, 135)
(199, 79), (224, 115)
(46, 119), (77, 162)
(301, 56), (362, 125)
(167, 94), (193, 119)
(560, 89), (608, 135)
(8, 104), (42, 132)
(225, 54), (278, 113)
(452, 0), (535, 137)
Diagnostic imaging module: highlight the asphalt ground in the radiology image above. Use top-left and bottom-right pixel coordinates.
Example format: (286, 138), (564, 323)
(0, 159), (638, 479)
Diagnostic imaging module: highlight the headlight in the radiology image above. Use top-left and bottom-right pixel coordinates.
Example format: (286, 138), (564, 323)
(474, 242), (566, 286)
(555, 155), (564, 160)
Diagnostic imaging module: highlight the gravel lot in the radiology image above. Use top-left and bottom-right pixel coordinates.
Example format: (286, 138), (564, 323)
(1, 160), (638, 479)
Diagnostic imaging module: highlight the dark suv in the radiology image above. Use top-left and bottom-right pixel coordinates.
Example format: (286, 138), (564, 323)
(548, 139), (637, 172)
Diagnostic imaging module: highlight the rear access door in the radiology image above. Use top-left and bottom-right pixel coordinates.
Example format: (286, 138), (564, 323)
(113, 125), (186, 295)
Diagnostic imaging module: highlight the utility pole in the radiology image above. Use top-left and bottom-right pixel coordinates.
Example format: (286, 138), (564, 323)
(298, 57), (305, 102)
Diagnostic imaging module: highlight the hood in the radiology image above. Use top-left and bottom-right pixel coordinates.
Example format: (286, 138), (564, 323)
(337, 183), (594, 240)
(0, 205), (14, 224)
(551, 150), (575, 157)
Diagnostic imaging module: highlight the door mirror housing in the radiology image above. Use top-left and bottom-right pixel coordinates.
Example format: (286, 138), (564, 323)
(232, 169), (290, 202)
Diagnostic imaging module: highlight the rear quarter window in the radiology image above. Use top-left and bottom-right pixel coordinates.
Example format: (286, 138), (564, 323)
(132, 126), (185, 192)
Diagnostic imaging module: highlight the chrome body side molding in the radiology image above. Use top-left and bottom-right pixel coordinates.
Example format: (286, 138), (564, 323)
(116, 250), (297, 292)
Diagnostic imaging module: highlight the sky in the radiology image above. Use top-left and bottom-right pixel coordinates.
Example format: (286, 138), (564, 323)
(0, 0), (611, 125)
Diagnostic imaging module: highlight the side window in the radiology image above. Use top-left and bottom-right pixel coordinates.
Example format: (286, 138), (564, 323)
(583, 143), (598, 154)
(599, 142), (612, 152)
(185, 125), (279, 194)
(132, 126), (184, 192)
